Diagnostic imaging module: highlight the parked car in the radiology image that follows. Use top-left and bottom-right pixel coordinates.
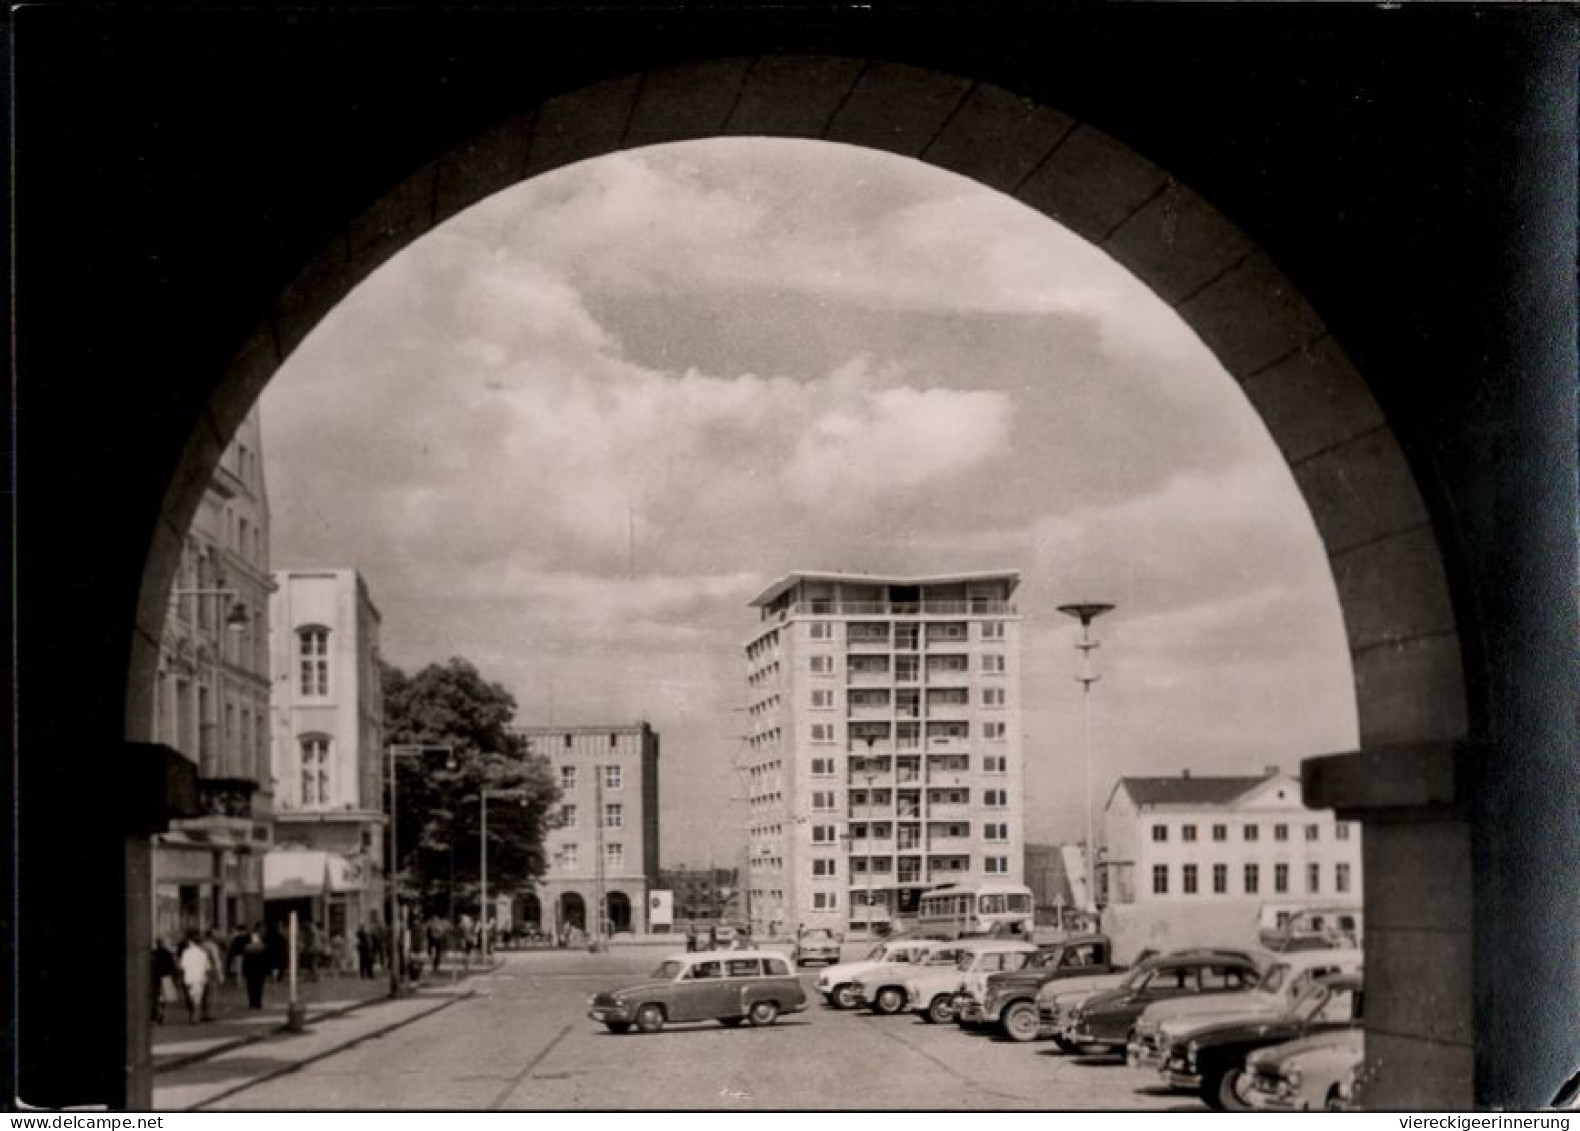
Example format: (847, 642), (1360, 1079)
(954, 935), (1121, 1041)
(851, 941), (973, 1015)
(1059, 949), (1262, 1054)
(900, 939), (1039, 1023)
(815, 937), (956, 1010)
(1258, 906), (1364, 952)
(1158, 971), (1364, 1110)
(1128, 947), (1363, 1070)
(586, 949), (806, 1033)
(793, 927), (843, 967)
(1037, 966), (1147, 1051)
(1245, 1028), (1366, 1112)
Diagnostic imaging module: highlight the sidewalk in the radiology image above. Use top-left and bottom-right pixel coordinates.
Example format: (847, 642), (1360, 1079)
(152, 960), (500, 1110)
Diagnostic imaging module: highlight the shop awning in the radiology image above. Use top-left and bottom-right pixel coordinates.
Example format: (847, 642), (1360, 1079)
(264, 849), (370, 898)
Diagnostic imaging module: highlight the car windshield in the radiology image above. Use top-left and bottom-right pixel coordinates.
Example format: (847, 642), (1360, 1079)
(1259, 963), (1292, 994)
(1119, 961), (1162, 991)
(652, 960), (686, 979)
(865, 943), (889, 961)
(1294, 984), (1358, 1022)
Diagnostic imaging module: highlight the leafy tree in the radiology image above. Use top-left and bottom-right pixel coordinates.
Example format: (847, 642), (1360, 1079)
(382, 657), (558, 918)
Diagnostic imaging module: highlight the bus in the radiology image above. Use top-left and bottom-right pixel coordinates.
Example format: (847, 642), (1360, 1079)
(914, 881), (1035, 939)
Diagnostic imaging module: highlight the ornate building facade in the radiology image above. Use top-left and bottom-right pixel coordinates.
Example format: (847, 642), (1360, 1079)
(149, 407), (275, 939)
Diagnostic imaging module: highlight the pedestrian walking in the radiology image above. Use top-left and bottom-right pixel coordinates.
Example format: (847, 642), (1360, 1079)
(200, 930), (225, 1020)
(356, 924), (375, 979)
(241, 926), (269, 1010)
(152, 937), (179, 1024)
(426, 916), (448, 973)
(179, 931), (210, 1023)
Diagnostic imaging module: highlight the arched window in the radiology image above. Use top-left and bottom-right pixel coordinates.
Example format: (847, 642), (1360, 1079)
(297, 626), (329, 697)
(300, 734), (332, 807)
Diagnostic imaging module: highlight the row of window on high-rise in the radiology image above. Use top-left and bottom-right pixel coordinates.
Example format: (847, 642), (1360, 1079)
(804, 620), (1008, 643)
(1149, 861), (1354, 896)
(809, 721), (1008, 741)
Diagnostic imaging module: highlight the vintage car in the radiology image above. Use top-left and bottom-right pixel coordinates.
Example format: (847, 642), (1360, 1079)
(1060, 949), (1261, 1054)
(899, 939), (1039, 1023)
(1128, 947), (1363, 1070)
(1037, 970), (1143, 1051)
(1258, 906), (1364, 952)
(815, 937), (957, 1009)
(850, 941), (973, 1015)
(1158, 971), (1364, 1110)
(586, 949), (806, 1033)
(1245, 1027), (1366, 1111)
(792, 927), (843, 967)
(954, 935), (1121, 1040)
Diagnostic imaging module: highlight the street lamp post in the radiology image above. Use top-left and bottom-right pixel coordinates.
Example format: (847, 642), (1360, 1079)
(385, 743), (454, 998)
(480, 786), (527, 964)
(1057, 603), (1115, 920)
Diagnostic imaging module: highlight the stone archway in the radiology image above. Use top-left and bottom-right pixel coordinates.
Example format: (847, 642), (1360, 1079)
(128, 57), (1477, 1106)
(558, 892), (586, 934)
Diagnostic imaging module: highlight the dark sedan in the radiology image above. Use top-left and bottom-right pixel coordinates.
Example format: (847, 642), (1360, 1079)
(1060, 949), (1261, 1053)
(1159, 971), (1363, 1110)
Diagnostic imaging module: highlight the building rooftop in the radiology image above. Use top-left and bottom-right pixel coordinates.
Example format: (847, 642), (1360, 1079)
(748, 570), (1021, 608)
(1111, 774), (1279, 808)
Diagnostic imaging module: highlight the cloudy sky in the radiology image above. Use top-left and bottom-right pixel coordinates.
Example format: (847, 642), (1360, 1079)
(261, 138), (1359, 866)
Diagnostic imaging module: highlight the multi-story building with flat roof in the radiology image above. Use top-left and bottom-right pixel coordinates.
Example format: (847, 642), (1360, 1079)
(267, 568), (386, 938)
(1100, 770), (1362, 945)
(744, 571), (1026, 938)
(518, 724), (660, 939)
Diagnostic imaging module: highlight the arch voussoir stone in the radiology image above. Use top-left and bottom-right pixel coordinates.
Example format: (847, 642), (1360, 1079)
(434, 112), (538, 228)
(1013, 123), (1169, 244)
(1241, 335), (1385, 465)
(1101, 182), (1256, 306)
(724, 55), (867, 138)
(919, 82), (1075, 194)
(624, 58), (756, 149)
(1292, 428), (1431, 555)
(823, 61), (974, 157)
(522, 74), (645, 179)
(1178, 249), (1327, 377)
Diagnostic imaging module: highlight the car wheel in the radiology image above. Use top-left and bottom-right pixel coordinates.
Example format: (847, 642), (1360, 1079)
(603, 1021), (631, 1034)
(927, 995), (957, 1025)
(719, 1017), (744, 1028)
(748, 1000), (779, 1027)
(634, 1004), (665, 1034)
(1217, 1066), (1253, 1112)
(831, 984), (859, 1010)
(1325, 1085), (1346, 1112)
(1001, 1002), (1040, 1043)
(873, 986), (906, 1015)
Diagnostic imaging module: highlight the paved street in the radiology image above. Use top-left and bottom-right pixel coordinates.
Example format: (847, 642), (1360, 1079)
(198, 948), (1208, 1110)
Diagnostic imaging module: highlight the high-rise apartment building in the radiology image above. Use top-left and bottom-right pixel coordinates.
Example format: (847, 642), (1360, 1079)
(518, 724), (660, 940)
(267, 568), (387, 937)
(743, 571), (1025, 938)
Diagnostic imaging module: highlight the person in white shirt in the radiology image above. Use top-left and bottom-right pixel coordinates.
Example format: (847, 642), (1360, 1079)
(179, 932), (211, 1024)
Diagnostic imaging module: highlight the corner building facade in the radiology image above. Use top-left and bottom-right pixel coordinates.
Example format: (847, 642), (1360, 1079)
(518, 724), (660, 939)
(745, 572), (1026, 938)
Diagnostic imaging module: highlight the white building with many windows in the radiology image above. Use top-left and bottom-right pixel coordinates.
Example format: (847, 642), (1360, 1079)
(743, 571), (1026, 938)
(1099, 771), (1362, 951)
(267, 569), (386, 938)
